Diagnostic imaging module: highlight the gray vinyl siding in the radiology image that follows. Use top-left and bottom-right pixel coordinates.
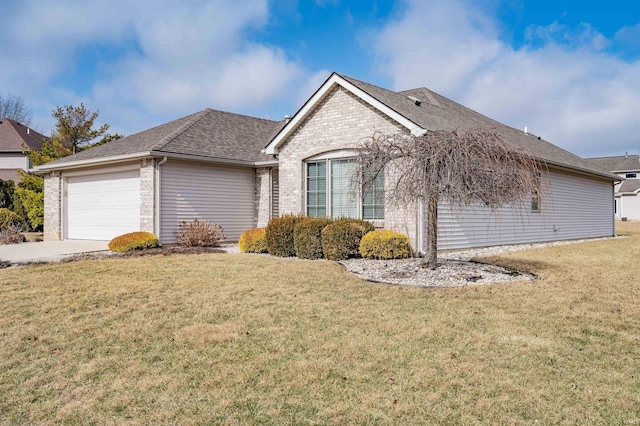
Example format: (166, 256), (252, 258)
(432, 169), (614, 250)
(160, 161), (256, 243)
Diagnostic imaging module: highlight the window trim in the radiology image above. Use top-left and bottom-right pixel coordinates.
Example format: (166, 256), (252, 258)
(304, 156), (384, 221)
(531, 190), (540, 213)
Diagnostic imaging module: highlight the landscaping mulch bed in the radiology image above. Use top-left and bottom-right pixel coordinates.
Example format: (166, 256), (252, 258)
(61, 246), (226, 263)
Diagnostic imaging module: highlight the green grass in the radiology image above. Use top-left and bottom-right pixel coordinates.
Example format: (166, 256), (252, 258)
(1, 222), (639, 424)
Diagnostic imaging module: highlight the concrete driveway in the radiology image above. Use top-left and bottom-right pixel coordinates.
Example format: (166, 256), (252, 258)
(0, 240), (109, 264)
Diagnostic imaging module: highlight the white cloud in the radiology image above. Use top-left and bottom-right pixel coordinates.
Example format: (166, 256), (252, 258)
(373, 0), (640, 157)
(0, 0), (313, 135)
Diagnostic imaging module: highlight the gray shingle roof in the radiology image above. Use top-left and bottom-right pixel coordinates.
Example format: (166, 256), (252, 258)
(0, 118), (47, 151)
(339, 74), (618, 181)
(585, 155), (640, 173)
(618, 179), (640, 193)
(40, 72), (623, 182)
(46, 108), (285, 166)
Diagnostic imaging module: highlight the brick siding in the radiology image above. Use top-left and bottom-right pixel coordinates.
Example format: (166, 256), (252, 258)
(276, 86), (420, 249)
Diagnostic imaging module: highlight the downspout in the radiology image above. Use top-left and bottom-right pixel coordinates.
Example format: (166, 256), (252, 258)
(155, 157), (168, 241)
(417, 198), (424, 255)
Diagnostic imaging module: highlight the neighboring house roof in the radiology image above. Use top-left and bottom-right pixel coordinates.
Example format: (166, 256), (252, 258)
(37, 108), (285, 170)
(265, 72), (619, 181)
(585, 154), (640, 173)
(618, 179), (640, 194)
(0, 118), (47, 152)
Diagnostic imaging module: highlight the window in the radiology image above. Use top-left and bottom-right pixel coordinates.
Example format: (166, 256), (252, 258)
(306, 161), (326, 217)
(531, 190), (540, 213)
(306, 158), (384, 220)
(625, 173), (637, 179)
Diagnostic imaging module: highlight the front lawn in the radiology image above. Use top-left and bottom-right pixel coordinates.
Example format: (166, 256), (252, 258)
(1, 222), (639, 424)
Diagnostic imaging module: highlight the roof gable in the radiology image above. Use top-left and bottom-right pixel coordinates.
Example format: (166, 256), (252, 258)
(264, 73), (427, 155)
(0, 118), (48, 152)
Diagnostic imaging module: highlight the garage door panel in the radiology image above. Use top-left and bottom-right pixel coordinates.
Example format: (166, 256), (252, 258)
(66, 169), (141, 240)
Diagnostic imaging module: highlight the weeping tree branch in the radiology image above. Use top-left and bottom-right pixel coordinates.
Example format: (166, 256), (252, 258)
(354, 129), (547, 269)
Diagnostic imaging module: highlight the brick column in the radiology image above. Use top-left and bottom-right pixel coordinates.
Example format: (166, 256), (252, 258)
(255, 167), (271, 227)
(139, 159), (155, 233)
(44, 171), (62, 241)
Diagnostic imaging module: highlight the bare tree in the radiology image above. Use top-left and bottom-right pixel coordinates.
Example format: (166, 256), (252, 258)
(355, 129), (545, 269)
(0, 93), (32, 126)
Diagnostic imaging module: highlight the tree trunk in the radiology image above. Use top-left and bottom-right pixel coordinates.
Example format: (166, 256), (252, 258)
(421, 193), (438, 269)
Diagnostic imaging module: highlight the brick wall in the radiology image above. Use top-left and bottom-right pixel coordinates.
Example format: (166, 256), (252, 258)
(276, 86), (420, 249)
(255, 167), (272, 227)
(139, 159), (155, 233)
(43, 171), (62, 241)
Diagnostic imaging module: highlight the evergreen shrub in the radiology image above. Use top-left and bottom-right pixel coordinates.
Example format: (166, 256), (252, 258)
(0, 208), (21, 229)
(239, 228), (268, 253)
(294, 218), (333, 259)
(108, 232), (160, 252)
(321, 218), (374, 261)
(265, 214), (305, 257)
(359, 230), (411, 259)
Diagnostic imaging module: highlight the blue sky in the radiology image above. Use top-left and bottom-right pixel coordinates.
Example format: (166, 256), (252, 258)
(1, 0), (638, 157)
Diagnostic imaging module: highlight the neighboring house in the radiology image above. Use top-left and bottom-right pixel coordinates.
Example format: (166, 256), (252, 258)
(35, 72), (618, 250)
(0, 118), (47, 182)
(586, 154), (640, 220)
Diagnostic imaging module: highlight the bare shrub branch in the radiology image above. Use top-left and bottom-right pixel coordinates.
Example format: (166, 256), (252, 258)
(0, 94), (32, 126)
(354, 129), (547, 268)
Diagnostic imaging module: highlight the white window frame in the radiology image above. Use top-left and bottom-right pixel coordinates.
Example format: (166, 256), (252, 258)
(531, 190), (540, 213)
(304, 152), (384, 221)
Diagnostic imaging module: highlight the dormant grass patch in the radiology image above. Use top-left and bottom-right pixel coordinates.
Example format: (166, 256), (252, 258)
(0, 222), (639, 424)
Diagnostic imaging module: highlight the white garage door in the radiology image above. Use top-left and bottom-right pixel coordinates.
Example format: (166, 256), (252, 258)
(66, 169), (141, 240)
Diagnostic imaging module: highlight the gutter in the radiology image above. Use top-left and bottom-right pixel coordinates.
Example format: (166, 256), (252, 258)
(254, 159), (279, 167)
(31, 152), (154, 173)
(539, 159), (621, 182)
(30, 150), (262, 174)
(149, 151), (255, 167)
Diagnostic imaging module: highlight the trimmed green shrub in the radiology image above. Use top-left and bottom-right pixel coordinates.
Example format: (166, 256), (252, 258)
(239, 228), (268, 253)
(176, 219), (225, 247)
(109, 232), (160, 252)
(321, 218), (374, 261)
(294, 218), (333, 259)
(0, 208), (21, 229)
(265, 214), (305, 257)
(359, 230), (411, 259)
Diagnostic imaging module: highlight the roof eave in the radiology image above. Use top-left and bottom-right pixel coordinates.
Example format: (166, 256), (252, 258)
(149, 151), (255, 167)
(31, 152), (154, 174)
(264, 72), (426, 155)
(254, 159), (279, 167)
(543, 159), (621, 182)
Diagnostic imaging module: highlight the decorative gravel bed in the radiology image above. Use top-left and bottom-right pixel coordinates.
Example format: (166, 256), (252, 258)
(339, 237), (618, 288)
